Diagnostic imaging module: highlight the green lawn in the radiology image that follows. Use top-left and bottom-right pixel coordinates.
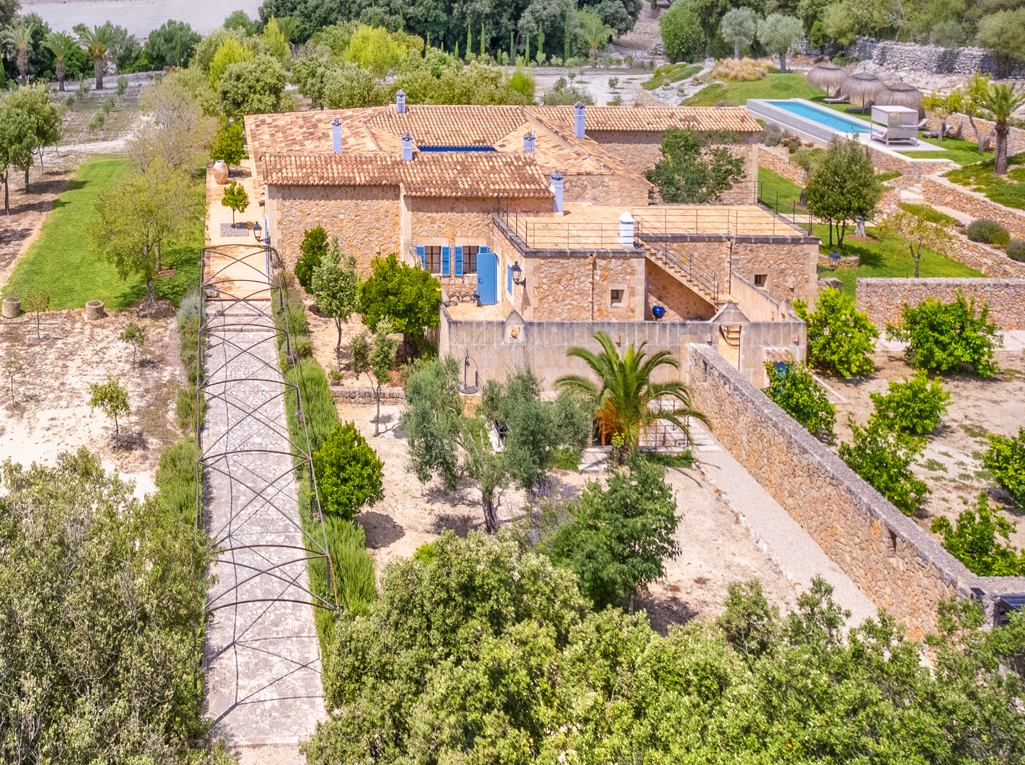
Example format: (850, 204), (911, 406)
(643, 63), (702, 90)
(3, 156), (204, 310)
(898, 137), (993, 166)
(758, 166), (807, 214)
(946, 154), (1025, 210)
(683, 73), (826, 106)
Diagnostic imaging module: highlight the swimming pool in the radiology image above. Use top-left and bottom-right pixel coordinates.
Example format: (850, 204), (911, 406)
(765, 100), (870, 133)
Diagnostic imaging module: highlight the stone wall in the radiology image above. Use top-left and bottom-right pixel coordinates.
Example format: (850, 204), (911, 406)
(921, 174), (1025, 241)
(854, 38), (1025, 78)
(563, 172), (651, 207)
(732, 237), (820, 304)
(866, 145), (956, 184)
(924, 112), (1025, 157)
(521, 252), (646, 321)
(646, 259), (717, 321)
(731, 270), (795, 322)
(856, 278), (1025, 330)
(686, 343), (1025, 638)
(266, 184), (401, 275)
(945, 232), (1025, 279)
(737, 319), (806, 386)
(759, 145), (806, 185)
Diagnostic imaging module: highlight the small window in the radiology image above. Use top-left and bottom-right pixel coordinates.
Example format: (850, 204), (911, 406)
(610, 288), (624, 305)
(463, 245), (479, 274)
(424, 246), (443, 274)
(754, 273), (767, 288)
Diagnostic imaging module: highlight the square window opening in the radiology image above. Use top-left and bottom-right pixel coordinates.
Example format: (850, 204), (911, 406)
(463, 245), (479, 274)
(610, 288), (624, 305)
(424, 246), (443, 274)
(754, 273), (767, 288)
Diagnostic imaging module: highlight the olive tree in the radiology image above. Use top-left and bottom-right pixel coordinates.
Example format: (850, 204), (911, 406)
(351, 319), (399, 437)
(721, 8), (757, 59)
(757, 14), (803, 73)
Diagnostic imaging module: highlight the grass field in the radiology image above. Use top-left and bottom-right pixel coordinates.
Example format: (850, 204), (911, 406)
(683, 73), (825, 106)
(3, 156), (204, 310)
(898, 137), (993, 166)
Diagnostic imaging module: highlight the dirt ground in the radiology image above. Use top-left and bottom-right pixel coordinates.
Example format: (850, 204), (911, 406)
(336, 399), (797, 632)
(827, 348), (1025, 546)
(0, 310), (185, 496)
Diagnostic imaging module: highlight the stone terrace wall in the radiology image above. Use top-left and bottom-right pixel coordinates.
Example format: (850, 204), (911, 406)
(921, 174), (1025, 240)
(854, 39), (1025, 78)
(924, 113), (1025, 157)
(856, 278), (1025, 330)
(946, 231), (1025, 279)
(686, 343), (1025, 638)
(758, 145), (806, 186)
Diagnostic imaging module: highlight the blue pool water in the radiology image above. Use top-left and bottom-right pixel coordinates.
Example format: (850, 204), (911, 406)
(766, 100), (871, 133)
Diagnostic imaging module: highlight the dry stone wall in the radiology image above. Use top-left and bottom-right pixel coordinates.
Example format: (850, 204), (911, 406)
(856, 278), (1025, 330)
(759, 146), (806, 186)
(854, 39), (1025, 78)
(523, 253), (646, 321)
(686, 343), (1025, 638)
(921, 175), (1025, 240)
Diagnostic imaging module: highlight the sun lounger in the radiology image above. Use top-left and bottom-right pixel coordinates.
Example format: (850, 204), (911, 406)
(823, 95), (849, 104)
(922, 125), (956, 140)
(846, 100), (874, 114)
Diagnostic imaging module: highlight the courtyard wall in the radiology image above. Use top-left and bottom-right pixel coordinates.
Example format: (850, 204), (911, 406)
(856, 277), (1025, 331)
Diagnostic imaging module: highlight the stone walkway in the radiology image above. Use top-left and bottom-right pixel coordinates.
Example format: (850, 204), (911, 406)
(201, 296), (327, 753)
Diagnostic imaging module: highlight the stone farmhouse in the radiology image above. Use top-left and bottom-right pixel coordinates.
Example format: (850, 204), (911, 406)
(245, 97), (818, 387)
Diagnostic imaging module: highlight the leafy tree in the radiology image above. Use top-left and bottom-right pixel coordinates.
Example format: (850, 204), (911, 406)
(0, 0), (16, 30)
(757, 13), (803, 72)
(74, 23), (117, 89)
(351, 319), (399, 437)
(3, 20), (35, 84)
(295, 225), (328, 291)
(646, 127), (746, 204)
(220, 179), (249, 224)
(839, 419), (929, 516)
(792, 288), (879, 378)
(879, 209), (954, 278)
(22, 288), (49, 341)
(42, 31), (78, 90)
(88, 159), (196, 305)
(218, 54), (289, 118)
(262, 16), (292, 63)
(1, 84), (64, 184)
(869, 371), (950, 435)
(546, 455), (679, 610)
(556, 330), (709, 449)
(129, 76), (216, 172)
(89, 375), (130, 442)
(885, 292), (1001, 378)
(224, 10), (261, 35)
(1, 346), (23, 400)
(360, 252), (441, 352)
(983, 427), (1025, 510)
(0, 105), (35, 216)
(313, 421), (384, 519)
(119, 321), (146, 364)
(932, 493), (1025, 576)
(207, 36), (253, 89)
(805, 136), (882, 250)
(320, 60), (376, 108)
(764, 361), (835, 441)
(975, 79), (1025, 176)
(576, 8), (613, 62)
(976, 10), (1025, 82)
(342, 23), (410, 76)
(721, 7), (757, 59)
(311, 238), (361, 356)
(144, 19), (201, 69)
(660, 0), (705, 63)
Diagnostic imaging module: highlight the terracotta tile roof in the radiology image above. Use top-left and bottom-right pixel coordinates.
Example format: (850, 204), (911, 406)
(262, 151), (553, 198)
(245, 109), (382, 161)
(365, 105), (529, 148)
(530, 105), (762, 134)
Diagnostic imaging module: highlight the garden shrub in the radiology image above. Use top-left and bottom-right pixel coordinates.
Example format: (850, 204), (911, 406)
(869, 371), (951, 435)
(886, 291), (1001, 377)
(313, 421), (384, 520)
(932, 493), (1025, 576)
(295, 226), (329, 291)
(175, 386), (206, 432)
(154, 438), (201, 522)
(761, 122), (785, 147)
(982, 427), (1025, 509)
(292, 335), (313, 360)
(793, 289), (879, 378)
(287, 358), (340, 451)
(764, 362), (835, 441)
(967, 219), (1010, 246)
(1007, 240), (1025, 262)
(838, 420), (929, 516)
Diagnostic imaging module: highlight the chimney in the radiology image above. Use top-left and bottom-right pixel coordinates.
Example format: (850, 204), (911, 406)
(396, 89), (406, 114)
(618, 211), (635, 247)
(550, 171), (564, 214)
(331, 118), (342, 152)
(574, 101), (585, 139)
(523, 131), (535, 153)
(401, 132), (414, 161)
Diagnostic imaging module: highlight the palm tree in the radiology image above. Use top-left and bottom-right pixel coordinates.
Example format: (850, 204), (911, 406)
(274, 16), (303, 45)
(977, 82), (1025, 176)
(3, 21), (36, 84)
(43, 31), (77, 91)
(556, 331), (711, 450)
(74, 23), (116, 89)
(577, 10), (613, 66)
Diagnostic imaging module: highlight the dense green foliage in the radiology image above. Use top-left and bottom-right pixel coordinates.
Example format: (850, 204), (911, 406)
(209, 119), (246, 166)
(144, 19), (202, 69)
(360, 252), (441, 347)
(805, 137), (883, 250)
(933, 493), (1025, 576)
(869, 371), (951, 435)
(645, 127), (746, 204)
(313, 421), (384, 519)
(304, 529), (1025, 765)
(886, 292), (1001, 378)
(764, 361), (836, 441)
(967, 218), (1011, 246)
(1007, 240), (1025, 262)
(546, 455), (680, 609)
(323, 516), (378, 614)
(983, 427), (1025, 510)
(0, 449), (213, 764)
(220, 179), (249, 223)
(839, 419), (929, 516)
(793, 288), (879, 378)
(295, 225), (328, 291)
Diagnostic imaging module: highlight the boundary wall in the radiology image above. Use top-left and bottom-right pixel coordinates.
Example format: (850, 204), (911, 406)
(856, 278), (1025, 331)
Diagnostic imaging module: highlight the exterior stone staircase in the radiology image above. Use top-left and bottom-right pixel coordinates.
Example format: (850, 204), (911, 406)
(642, 241), (725, 309)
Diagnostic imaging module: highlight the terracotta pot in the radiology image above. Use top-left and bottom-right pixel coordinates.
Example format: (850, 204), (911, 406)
(213, 160), (229, 185)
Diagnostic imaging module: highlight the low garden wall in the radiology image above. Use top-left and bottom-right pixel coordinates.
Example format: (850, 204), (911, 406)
(946, 231), (1025, 279)
(854, 39), (1025, 78)
(856, 278), (1025, 331)
(758, 146), (806, 185)
(924, 112), (1025, 157)
(866, 146), (955, 184)
(921, 174), (1025, 240)
(686, 343), (1025, 638)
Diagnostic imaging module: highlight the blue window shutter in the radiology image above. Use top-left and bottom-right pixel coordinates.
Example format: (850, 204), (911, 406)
(507, 265), (513, 294)
(442, 246), (451, 277)
(416, 245), (426, 269)
(454, 246), (463, 276)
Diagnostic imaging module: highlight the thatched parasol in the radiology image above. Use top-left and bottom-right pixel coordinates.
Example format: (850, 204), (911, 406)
(876, 82), (924, 117)
(839, 72), (885, 106)
(806, 63), (848, 96)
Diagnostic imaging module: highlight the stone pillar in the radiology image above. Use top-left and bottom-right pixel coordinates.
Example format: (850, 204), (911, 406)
(2, 298), (20, 319)
(86, 300), (105, 320)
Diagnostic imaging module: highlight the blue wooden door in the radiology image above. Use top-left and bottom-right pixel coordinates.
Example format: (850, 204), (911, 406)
(477, 249), (497, 305)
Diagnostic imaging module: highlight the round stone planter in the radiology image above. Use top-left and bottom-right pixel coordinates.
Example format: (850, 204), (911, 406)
(85, 300), (105, 320)
(2, 298), (20, 319)
(213, 160), (229, 185)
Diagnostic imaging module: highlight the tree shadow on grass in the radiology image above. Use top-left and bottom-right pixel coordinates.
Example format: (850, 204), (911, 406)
(46, 179), (86, 211)
(356, 511), (405, 549)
